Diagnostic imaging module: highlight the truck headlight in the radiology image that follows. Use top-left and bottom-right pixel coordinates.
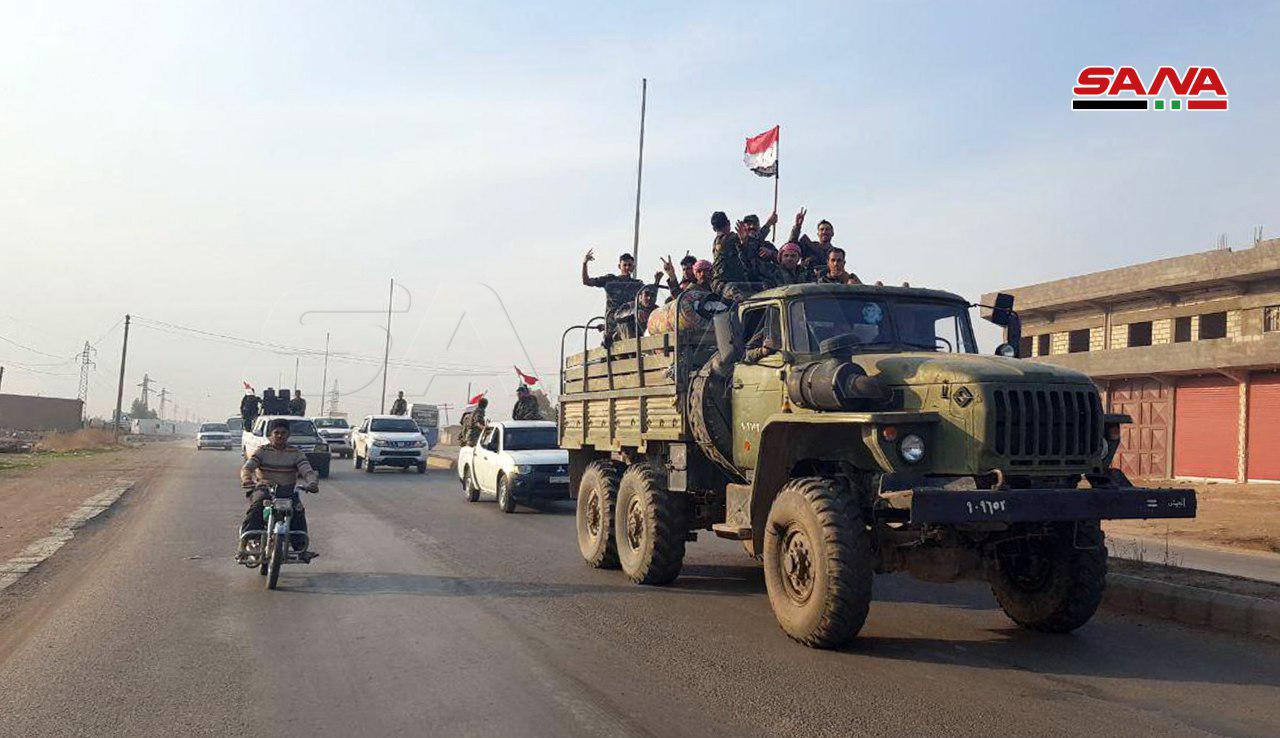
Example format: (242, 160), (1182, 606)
(407, 440), (425, 448)
(899, 434), (925, 463)
(514, 464), (533, 474)
(372, 439), (388, 447)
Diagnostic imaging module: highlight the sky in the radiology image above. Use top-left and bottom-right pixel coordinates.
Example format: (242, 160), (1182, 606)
(1, 1), (1277, 423)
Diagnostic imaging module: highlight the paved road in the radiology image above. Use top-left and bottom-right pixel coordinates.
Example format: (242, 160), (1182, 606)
(2, 449), (1279, 737)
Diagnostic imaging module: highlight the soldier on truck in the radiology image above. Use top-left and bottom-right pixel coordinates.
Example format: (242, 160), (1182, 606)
(558, 282), (1196, 648)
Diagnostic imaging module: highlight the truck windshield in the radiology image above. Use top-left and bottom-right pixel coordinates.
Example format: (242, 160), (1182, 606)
(286, 420), (319, 437)
(370, 418), (420, 433)
(788, 296), (977, 355)
(314, 418), (349, 429)
(200, 423), (228, 432)
(503, 427), (559, 451)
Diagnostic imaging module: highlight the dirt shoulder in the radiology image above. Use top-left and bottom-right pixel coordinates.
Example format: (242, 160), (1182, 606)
(0, 442), (182, 562)
(1106, 479), (1280, 555)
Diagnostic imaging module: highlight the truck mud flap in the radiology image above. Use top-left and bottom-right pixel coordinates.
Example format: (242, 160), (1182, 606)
(908, 487), (1196, 525)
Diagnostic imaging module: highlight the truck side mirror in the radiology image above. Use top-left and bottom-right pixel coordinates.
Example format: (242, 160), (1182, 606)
(982, 292), (1022, 357)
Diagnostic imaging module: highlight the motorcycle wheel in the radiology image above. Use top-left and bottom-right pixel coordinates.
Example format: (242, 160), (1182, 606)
(267, 534), (284, 589)
(257, 531), (269, 575)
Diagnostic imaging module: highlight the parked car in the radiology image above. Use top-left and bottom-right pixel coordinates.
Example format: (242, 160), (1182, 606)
(242, 415), (331, 478)
(350, 415), (428, 473)
(456, 421), (569, 512)
(312, 417), (353, 458)
(196, 422), (235, 450)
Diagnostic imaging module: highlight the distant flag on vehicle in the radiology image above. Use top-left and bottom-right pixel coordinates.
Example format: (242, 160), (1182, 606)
(468, 391), (486, 405)
(744, 125), (779, 177)
(514, 366), (539, 386)
(243, 380), (254, 392)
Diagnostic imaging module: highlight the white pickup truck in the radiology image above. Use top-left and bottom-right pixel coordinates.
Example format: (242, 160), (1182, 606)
(242, 415), (331, 478)
(350, 415), (428, 474)
(456, 421), (569, 513)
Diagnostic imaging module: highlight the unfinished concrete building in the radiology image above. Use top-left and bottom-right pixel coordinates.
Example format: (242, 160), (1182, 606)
(985, 238), (1280, 483)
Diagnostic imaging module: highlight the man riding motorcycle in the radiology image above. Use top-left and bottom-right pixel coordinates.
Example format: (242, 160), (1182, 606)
(238, 417), (318, 559)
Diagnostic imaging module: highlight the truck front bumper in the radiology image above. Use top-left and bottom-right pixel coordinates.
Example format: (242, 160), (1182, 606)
(907, 487), (1196, 525)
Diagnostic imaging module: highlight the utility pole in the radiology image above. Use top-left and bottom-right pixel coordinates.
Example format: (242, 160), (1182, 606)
(158, 387), (169, 419)
(438, 403), (456, 426)
(0, 366), (5, 393)
(380, 278), (394, 414)
(113, 314), (131, 435)
(632, 77), (647, 265)
(77, 341), (96, 424)
(293, 356), (300, 389)
(319, 332), (330, 416)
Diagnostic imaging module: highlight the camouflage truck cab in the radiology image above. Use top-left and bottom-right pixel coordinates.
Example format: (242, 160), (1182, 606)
(558, 284), (1196, 648)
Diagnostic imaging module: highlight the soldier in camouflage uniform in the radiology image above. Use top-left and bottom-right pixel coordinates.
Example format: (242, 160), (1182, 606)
(512, 384), (542, 420)
(461, 397), (488, 446)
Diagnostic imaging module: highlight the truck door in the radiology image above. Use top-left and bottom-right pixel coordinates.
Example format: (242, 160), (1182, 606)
(475, 427), (502, 492)
(731, 305), (785, 471)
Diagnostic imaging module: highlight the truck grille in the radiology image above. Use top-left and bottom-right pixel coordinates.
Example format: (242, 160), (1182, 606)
(991, 387), (1103, 464)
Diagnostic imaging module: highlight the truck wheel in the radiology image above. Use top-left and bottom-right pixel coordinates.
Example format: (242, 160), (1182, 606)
(615, 463), (687, 585)
(763, 477), (873, 648)
(463, 467), (481, 502)
(497, 474), (516, 513)
(576, 460), (620, 569)
(989, 522), (1106, 633)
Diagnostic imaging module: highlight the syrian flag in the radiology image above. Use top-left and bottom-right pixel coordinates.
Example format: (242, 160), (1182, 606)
(242, 380), (254, 392)
(468, 392), (486, 405)
(514, 366), (539, 386)
(744, 125), (779, 177)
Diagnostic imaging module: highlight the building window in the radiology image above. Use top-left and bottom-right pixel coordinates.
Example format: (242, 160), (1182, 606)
(1036, 334), (1050, 356)
(1199, 311), (1227, 339)
(1068, 329), (1090, 353)
(1265, 306), (1280, 333)
(1128, 321), (1153, 347)
(1174, 316), (1192, 343)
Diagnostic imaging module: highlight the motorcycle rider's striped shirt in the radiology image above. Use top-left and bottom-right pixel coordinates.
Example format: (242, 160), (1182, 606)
(241, 445), (318, 488)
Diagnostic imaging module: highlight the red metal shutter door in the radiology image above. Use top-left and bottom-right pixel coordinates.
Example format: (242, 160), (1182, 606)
(1174, 376), (1238, 479)
(1247, 373), (1280, 481)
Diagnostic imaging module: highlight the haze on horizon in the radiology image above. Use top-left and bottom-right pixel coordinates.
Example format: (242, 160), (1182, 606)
(2, 1), (1277, 422)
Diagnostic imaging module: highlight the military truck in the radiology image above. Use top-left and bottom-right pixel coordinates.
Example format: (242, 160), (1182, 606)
(558, 283), (1196, 648)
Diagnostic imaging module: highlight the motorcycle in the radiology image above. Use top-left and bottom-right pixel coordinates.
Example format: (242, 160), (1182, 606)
(238, 482), (318, 589)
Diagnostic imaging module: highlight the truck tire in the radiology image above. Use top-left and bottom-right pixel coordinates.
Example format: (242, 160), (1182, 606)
(497, 474), (516, 513)
(615, 463), (688, 585)
(576, 460), (620, 569)
(762, 477), (873, 648)
(462, 466), (481, 502)
(988, 522), (1106, 633)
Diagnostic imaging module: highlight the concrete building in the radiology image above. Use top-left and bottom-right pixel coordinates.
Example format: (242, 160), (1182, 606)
(985, 238), (1280, 483)
(0, 394), (84, 432)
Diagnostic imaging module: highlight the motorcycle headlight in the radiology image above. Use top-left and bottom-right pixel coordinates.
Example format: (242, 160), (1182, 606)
(899, 434), (925, 464)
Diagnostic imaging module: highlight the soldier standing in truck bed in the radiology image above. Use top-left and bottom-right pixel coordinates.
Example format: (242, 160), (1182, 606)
(512, 385), (542, 420)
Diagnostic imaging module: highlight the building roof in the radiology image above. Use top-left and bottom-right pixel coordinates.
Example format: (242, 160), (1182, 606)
(982, 238), (1280, 319)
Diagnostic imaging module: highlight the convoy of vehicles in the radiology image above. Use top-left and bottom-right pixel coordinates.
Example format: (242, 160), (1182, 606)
(243, 416), (332, 478)
(456, 421), (569, 512)
(350, 415), (429, 473)
(557, 283), (1197, 648)
(196, 422), (235, 450)
(313, 417), (354, 458)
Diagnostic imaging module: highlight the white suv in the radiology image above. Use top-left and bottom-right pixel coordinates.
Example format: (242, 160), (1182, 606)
(351, 415), (428, 474)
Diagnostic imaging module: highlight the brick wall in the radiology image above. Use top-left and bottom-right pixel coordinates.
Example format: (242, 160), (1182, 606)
(1089, 326), (1106, 351)
(1050, 332), (1068, 354)
(1152, 318), (1172, 345)
(1109, 325), (1128, 350)
(1227, 309), (1243, 338)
